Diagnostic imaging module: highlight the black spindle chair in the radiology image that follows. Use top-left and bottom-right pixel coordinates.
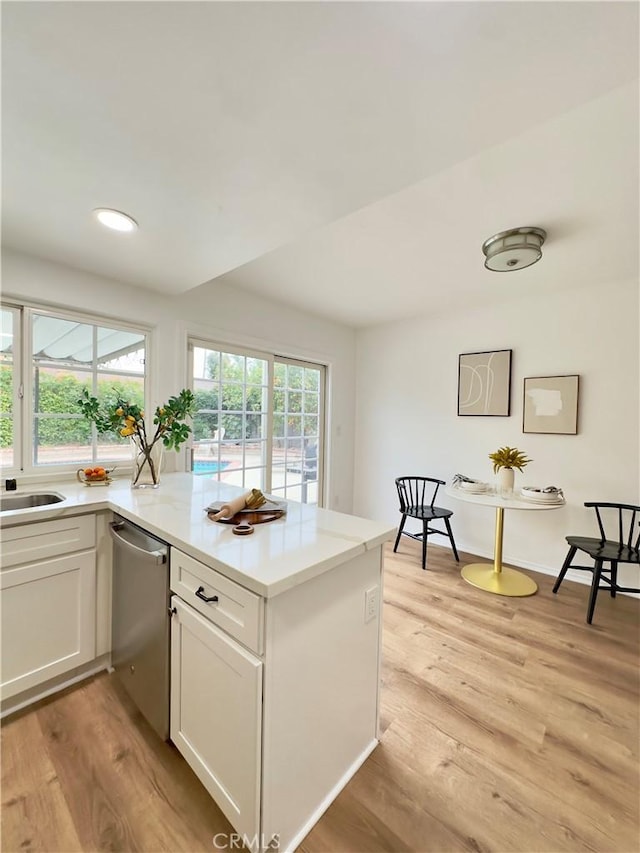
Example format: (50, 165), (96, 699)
(553, 502), (640, 624)
(393, 477), (459, 570)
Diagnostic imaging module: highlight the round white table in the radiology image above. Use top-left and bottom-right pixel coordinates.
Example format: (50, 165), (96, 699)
(446, 487), (565, 597)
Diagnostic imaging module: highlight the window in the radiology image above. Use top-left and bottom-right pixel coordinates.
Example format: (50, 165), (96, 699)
(1, 302), (147, 474)
(189, 341), (325, 505)
(0, 306), (20, 470)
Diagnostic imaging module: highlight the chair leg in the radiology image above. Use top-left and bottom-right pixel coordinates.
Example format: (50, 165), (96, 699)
(393, 515), (407, 553)
(553, 546), (577, 593)
(610, 561), (618, 598)
(421, 520), (428, 570)
(586, 559), (604, 624)
(444, 517), (459, 562)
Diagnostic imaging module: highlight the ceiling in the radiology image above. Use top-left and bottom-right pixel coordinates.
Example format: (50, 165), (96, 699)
(2, 1), (638, 328)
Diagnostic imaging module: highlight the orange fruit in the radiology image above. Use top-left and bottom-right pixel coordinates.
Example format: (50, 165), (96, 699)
(84, 467), (93, 476)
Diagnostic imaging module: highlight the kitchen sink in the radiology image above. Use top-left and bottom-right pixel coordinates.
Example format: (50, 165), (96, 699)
(0, 492), (65, 512)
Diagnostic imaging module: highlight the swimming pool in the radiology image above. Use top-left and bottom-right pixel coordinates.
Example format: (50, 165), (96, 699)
(193, 460), (231, 476)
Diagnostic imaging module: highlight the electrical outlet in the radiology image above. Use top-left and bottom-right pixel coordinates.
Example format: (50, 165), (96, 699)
(364, 586), (379, 623)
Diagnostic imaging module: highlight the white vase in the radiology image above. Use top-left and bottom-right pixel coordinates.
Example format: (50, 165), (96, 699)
(498, 466), (515, 497)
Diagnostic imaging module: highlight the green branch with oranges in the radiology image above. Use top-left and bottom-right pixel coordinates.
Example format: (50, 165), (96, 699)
(78, 389), (196, 486)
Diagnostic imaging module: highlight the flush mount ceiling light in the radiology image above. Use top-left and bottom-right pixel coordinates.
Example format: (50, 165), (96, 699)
(93, 208), (138, 233)
(482, 226), (546, 272)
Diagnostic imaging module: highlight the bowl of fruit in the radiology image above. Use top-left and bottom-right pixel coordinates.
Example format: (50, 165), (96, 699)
(76, 466), (114, 486)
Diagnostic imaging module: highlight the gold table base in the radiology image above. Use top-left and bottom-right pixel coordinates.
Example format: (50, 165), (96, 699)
(460, 506), (538, 597)
(461, 563), (538, 597)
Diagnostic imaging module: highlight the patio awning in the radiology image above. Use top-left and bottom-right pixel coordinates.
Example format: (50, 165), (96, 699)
(1, 310), (145, 365)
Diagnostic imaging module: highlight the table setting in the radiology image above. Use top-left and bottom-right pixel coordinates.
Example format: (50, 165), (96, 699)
(447, 449), (566, 596)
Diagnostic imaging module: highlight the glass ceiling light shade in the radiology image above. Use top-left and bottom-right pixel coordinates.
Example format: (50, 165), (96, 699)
(482, 227), (546, 272)
(93, 208), (138, 232)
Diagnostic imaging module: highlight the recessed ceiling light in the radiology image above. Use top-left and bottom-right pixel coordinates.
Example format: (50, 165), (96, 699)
(93, 208), (138, 233)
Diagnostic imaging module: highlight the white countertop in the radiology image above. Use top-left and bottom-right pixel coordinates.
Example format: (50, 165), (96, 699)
(0, 474), (395, 598)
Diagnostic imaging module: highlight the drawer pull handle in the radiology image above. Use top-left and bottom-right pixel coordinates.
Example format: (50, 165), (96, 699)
(195, 586), (219, 604)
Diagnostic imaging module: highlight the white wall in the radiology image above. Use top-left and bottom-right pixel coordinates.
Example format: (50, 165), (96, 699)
(353, 276), (639, 586)
(2, 249), (357, 512)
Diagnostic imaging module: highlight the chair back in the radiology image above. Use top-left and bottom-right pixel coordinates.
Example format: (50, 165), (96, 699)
(395, 476), (445, 512)
(585, 502), (640, 552)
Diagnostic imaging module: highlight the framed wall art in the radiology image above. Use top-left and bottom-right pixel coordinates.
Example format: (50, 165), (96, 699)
(458, 349), (512, 416)
(523, 374), (579, 434)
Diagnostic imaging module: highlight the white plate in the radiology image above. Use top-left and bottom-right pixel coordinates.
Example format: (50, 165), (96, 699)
(521, 489), (562, 501)
(521, 492), (561, 498)
(459, 482), (488, 492)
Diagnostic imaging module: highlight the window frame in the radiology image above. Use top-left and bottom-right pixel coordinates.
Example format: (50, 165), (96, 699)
(0, 300), (151, 479)
(0, 302), (23, 473)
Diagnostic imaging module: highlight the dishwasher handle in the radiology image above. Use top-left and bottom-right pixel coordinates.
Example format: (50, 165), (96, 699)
(109, 521), (167, 565)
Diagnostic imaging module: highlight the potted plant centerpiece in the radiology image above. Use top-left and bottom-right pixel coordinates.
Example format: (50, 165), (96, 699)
(78, 389), (196, 488)
(489, 445), (531, 496)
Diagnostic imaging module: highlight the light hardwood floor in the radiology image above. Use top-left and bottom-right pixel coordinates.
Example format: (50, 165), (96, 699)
(2, 541), (639, 853)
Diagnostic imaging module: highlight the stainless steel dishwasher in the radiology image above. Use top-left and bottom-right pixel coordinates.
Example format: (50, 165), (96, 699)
(109, 515), (170, 740)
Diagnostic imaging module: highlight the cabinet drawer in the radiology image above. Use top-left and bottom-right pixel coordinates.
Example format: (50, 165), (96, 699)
(170, 549), (263, 654)
(1, 515), (96, 569)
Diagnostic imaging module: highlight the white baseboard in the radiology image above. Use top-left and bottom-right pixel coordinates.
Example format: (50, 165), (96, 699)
(1, 654), (111, 719)
(451, 539), (638, 597)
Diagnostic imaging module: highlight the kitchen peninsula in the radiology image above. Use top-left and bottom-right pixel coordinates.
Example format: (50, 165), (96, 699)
(0, 474), (394, 852)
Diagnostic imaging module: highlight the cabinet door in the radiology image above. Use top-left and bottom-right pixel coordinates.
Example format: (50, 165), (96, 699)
(1, 552), (96, 700)
(170, 596), (262, 846)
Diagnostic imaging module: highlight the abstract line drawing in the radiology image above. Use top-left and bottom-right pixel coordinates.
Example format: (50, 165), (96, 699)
(458, 350), (512, 417)
(523, 375), (579, 434)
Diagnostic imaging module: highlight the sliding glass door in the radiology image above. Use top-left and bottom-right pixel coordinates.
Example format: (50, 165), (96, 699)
(270, 358), (323, 505)
(188, 340), (325, 505)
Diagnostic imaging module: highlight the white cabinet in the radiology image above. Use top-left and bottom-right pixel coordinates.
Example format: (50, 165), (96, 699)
(170, 544), (383, 852)
(0, 515), (97, 701)
(170, 595), (262, 844)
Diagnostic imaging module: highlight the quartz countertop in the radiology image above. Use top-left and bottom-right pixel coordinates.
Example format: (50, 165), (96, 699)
(0, 474), (395, 597)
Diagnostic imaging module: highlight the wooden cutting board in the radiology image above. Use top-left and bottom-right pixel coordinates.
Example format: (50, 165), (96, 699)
(208, 509), (285, 525)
